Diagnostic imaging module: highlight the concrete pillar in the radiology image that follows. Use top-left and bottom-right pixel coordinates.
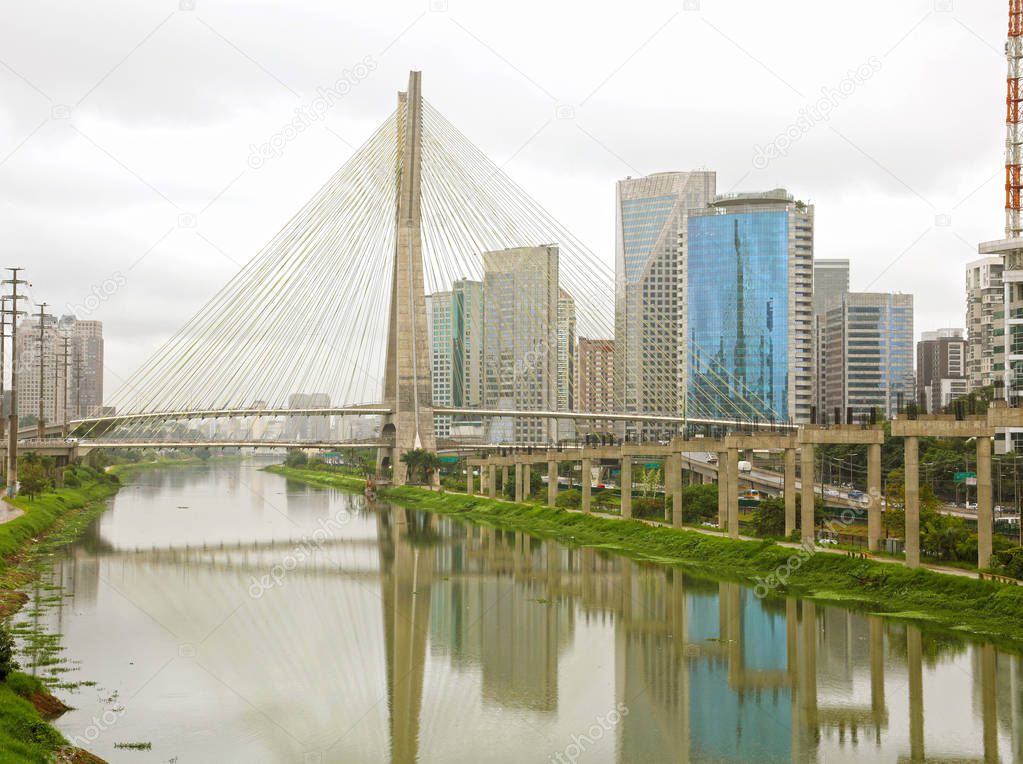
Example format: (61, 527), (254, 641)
(524, 464), (531, 500)
(670, 454), (683, 528)
(621, 454), (633, 519)
(726, 447), (739, 539)
(977, 435), (993, 570)
(717, 451), (728, 528)
(487, 464), (496, 499)
(904, 436), (920, 569)
(466, 464), (474, 495)
(547, 460), (558, 507)
(784, 448), (797, 538)
(800, 445), (816, 546)
(502, 465), (509, 493)
(907, 625), (924, 762)
(581, 457), (592, 513)
(867, 443), (882, 552)
(515, 462), (524, 503)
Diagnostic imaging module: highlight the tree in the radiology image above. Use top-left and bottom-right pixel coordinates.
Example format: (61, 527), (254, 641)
(284, 449), (308, 468)
(0, 623), (17, 681)
(637, 466), (662, 497)
(400, 449), (441, 485)
(19, 452), (53, 498)
(751, 497), (786, 538)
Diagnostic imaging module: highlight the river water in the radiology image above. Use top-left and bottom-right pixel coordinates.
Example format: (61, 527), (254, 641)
(13, 460), (1023, 763)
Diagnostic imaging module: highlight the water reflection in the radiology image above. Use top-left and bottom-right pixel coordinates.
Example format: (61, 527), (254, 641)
(27, 463), (1023, 762)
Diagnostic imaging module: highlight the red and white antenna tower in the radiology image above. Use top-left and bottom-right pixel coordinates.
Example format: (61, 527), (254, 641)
(1006, 0), (1023, 238)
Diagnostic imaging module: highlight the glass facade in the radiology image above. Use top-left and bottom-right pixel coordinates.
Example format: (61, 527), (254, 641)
(620, 195), (676, 283)
(687, 211), (790, 420)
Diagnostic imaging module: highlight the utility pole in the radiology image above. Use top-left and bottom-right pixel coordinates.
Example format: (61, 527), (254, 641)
(0, 296), (7, 443)
(3, 268), (28, 497)
(35, 303), (48, 439)
(60, 336), (71, 436)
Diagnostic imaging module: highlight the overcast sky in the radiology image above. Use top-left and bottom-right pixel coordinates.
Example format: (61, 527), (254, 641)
(0, 0), (1009, 396)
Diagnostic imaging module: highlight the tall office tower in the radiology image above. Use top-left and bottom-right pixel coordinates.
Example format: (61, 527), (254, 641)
(576, 338), (614, 435)
(819, 292), (914, 421)
(916, 328), (967, 413)
(15, 315), (104, 424)
(614, 171), (716, 434)
(684, 189), (814, 423)
(965, 256), (1005, 393)
(427, 279), (485, 438)
(812, 259), (850, 417)
(483, 245), (559, 444)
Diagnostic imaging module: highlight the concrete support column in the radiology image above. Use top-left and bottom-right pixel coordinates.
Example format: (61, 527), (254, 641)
(867, 443), (882, 552)
(717, 451), (728, 528)
(784, 448), (796, 538)
(524, 464), (531, 500)
(547, 460), (558, 507)
(621, 454), (633, 520)
(515, 462), (524, 503)
(800, 445), (816, 546)
(502, 465), (509, 493)
(907, 625), (924, 762)
(466, 464), (474, 495)
(726, 447), (740, 539)
(487, 464), (496, 499)
(670, 454), (683, 528)
(904, 436), (920, 569)
(977, 435), (993, 570)
(581, 458), (592, 513)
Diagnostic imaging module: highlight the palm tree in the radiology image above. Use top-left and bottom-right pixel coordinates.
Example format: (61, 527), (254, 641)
(400, 449), (442, 485)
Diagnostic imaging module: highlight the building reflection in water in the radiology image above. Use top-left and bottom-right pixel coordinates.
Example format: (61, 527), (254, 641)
(44, 489), (1023, 763)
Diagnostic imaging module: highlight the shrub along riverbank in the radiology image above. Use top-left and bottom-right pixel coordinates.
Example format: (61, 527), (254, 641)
(0, 464), (121, 763)
(266, 464), (1023, 649)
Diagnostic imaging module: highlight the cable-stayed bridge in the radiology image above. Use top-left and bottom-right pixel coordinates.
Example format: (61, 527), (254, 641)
(65, 71), (792, 484)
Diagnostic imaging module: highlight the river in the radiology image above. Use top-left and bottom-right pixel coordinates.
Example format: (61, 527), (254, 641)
(13, 459), (1023, 763)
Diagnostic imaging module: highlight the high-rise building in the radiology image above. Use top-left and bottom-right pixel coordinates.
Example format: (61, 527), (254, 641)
(813, 259), (850, 315)
(917, 328), (967, 413)
(614, 171), (716, 431)
(483, 245), (560, 444)
(965, 255), (1005, 393)
(427, 279), (484, 438)
(14, 314), (104, 424)
(819, 292), (914, 421)
(556, 288), (575, 415)
(576, 338), (614, 434)
(684, 189), (814, 423)
(812, 259), (850, 416)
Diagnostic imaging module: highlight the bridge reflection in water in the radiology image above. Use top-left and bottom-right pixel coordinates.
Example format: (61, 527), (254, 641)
(31, 463), (1023, 763)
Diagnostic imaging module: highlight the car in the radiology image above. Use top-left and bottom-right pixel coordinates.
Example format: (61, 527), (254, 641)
(817, 537), (839, 546)
(848, 490), (866, 501)
(701, 521), (719, 528)
(825, 488), (840, 498)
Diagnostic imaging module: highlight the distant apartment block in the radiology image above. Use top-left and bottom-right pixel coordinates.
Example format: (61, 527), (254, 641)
(813, 259), (850, 415)
(965, 255), (1004, 393)
(15, 314), (104, 423)
(916, 328), (967, 413)
(819, 292), (914, 421)
(576, 338), (614, 434)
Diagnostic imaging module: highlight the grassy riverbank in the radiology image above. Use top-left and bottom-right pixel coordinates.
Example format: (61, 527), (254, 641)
(0, 467), (121, 763)
(266, 465), (1023, 649)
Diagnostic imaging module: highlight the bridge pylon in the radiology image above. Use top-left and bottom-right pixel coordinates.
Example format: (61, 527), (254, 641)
(379, 71), (436, 486)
